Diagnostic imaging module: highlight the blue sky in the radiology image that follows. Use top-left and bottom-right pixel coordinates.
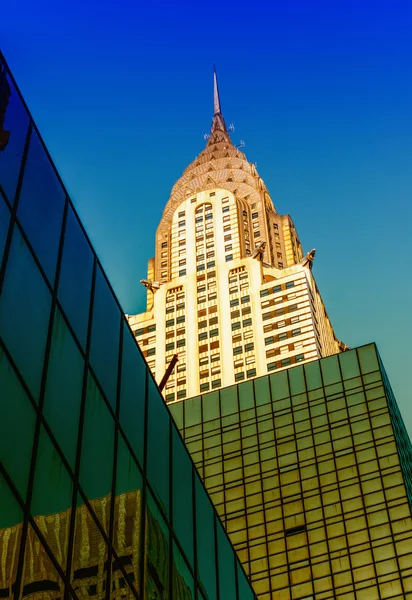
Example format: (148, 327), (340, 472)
(2, 0), (412, 433)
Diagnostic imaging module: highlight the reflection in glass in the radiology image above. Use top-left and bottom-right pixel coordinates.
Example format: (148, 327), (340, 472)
(145, 490), (169, 598)
(147, 375), (170, 514)
(58, 204), (94, 350)
(17, 129), (66, 284)
(195, 477), (217, 600)
(0, 193), (10, 267)
(172, 425), (194, 565)
(173, 542), (194, 599)
(0, 64), (30, 204)
(89, 266), (120, 410)
(0, 226), (52, 401)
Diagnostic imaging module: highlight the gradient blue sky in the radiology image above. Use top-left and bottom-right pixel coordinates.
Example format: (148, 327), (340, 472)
(2, 0), (412, 432)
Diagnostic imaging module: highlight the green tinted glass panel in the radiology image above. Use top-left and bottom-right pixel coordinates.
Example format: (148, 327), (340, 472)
(0, 68), (30, 205)
(202, 391), (220, 422)
(89, 266), (120, 410)
(254, 377), (270, 408)
(185, 395), (202, 427)
(0, 470), (23, 528)
(116, 432), (143, 496)
(173, 543), (194, 599)
(339, 349), (361, 380)
(115, 433), (142, 594)
(17, 129), (65, 284)
(217, 520), (236, 599)
(79, 372), (114, 501)
(0, 226), (51, 400)
(119, 322), (146, 466)
(58, 205), (93, 349)
(358, 344), (379, 375)
(320, 354), (341, 385)
(270, 369), (289, 400)
(43, 307), (84, 469)
(239, 380), (254, 410)
(237, 560), (255, 600)
(172, 426), (194, 564)
(147, 375), (170, 514)
(146, 490), (169, 598)
(31, 426), (73, 518)
(220, 385), (238, 416)
(0, 348), (36, 500)
(0, 194), (10, 267)
(289, 365), (306, 395)
(195, 477), (217, 600)
(169, 401), (183, 430)
(304, 359), (323, 391)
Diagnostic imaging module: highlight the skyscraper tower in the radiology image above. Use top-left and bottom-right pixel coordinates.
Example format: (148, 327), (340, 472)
(128, 68), (346, 403)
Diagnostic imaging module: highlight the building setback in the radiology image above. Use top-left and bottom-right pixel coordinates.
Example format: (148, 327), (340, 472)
(0, 52), (256, 600)
(128, 68), (346, 403)
(169, 344), (412, 600)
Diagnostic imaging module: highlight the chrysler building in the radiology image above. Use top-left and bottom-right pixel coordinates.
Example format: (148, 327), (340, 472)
(128, 69), (346, 402)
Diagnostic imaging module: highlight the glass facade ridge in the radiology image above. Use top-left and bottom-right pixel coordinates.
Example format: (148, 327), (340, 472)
(0, 51), (256, 600)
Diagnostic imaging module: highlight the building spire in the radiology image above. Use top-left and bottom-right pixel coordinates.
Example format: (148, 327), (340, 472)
(213, 64), (221, 115)
(210, 65), (229, 137)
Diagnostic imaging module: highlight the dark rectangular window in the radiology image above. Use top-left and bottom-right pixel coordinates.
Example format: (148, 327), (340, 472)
(233, 346), (242, 355)
(135, 328), (144, 337)
(292, 328), (301, 337)
(161, 242), (168, 248)
(200, 383), (210, 392)
(207, 261), (215, 268)
(295, 354), (305, 362)
(177, 339), (186, 347)
(262, 312), (272, 321)
(166, 342), (175, 351)
(232, 322), (241, 330)
(212, 379), (221, 389)
(275, 309), (285, 316)
(176, 316), (185, 324)
(148, 325), (156, 332)
(241, 295), (250, 304)
(243, 318), (252, 327)
(210, 329), (219, 337)
(268, 362), (277, 371)
(244, 343), (254, 352)
(222, 206), (230, 213)
(177, 390), (186, 399)
(274, 285), (282, 293)
(278, 332), (288, 341)
(199, 332), (207, 340)
(286, 281), (295, 289)
(226, 254), (233, 262)
(165, 393), (175, 402)
(235, 372), (245, 381)
(166, 319), (174, 327)
(265, 337), (274, 346)
(179, 269), (186, 276)
(230, 299), (239, 307)
(147, 348), (156, 356)
(289, 304), (298, 312)
(247, 368), (256, 378)
(281, 358), (291, 367)
(252, 212), (258, 219)
(260, 289), (269, 297)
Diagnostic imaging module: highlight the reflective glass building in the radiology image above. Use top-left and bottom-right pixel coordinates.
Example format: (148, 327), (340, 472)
(0, 52), (256, 600)
(170, 345), (412, 600)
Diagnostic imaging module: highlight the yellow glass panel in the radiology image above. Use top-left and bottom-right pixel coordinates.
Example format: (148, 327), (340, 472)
(314, 574), (333, 593)
(290, 566), (311, 585)
(379, 579), (403, 597)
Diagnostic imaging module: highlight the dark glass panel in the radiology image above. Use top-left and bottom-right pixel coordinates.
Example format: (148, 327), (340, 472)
(145, 490), (169, 599)
(20, 524), (65, 600)
(79, 372), (115, 513)
(114, 433), (143, 595)
(89, 266), (120, 411)
(147, 374), (170, 515)
(172, 426), (194, 565)
(0, 346), (36, 500)
(195, 477), (217, 600)
(237, 559), (255, 600)
(0, 66), (30, 205)
(31, 426), (73, 571)
(172, 542), (194, 599)
(0, 469), (23, 528)
(253, 377), (271, 408)
(17, 129), (66, 284)
(0, 226), (51, 400)
(239, 380), (254, 410)
(119, 322), (146, 467)
(43, 307), (84, 470)
(0, 193), (10, 267)
(217, 520), (237, 599)
(71, 500), (109, 598)
(58, 204), (93, 349)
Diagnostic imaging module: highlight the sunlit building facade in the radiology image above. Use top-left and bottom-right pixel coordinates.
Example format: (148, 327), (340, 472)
(170, 344), (412, 600)
(128, 70), (345, 402)
(0, 52), (255, 600)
